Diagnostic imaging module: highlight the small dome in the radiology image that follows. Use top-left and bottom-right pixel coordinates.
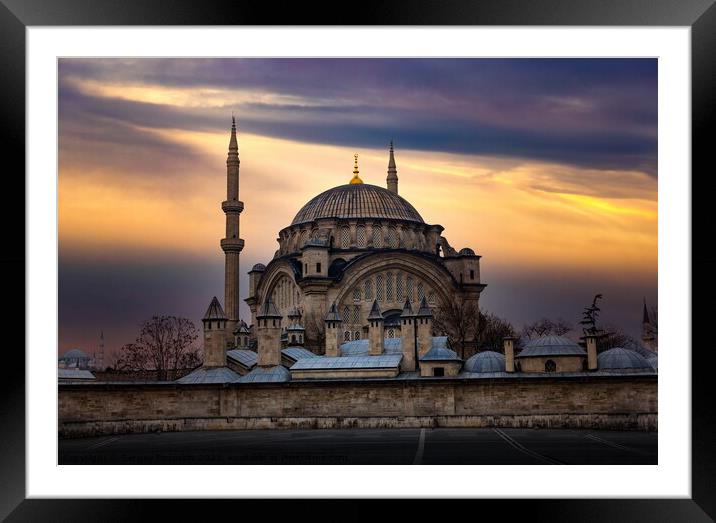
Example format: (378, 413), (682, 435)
(459, 247), (476, 256)
(598, 347), (652, 370)
(464, 351), (505, 373)
(648, 355), (658, 370)
(60, 348), (89, 360)
(251, 263), (266, 272)
(291, 184), (424, 226)
(517, 336), (585, 358)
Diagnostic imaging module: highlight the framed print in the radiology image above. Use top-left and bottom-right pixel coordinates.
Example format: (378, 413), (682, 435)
(3, 0), (715, 520)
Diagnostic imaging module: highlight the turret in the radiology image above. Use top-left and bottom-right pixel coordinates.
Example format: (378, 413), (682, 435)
(400, 299), (417, 371)
(324, 302), (343, 357)
(256, 298), (283, 367)
(233, 319), (251, 348)
(367, 300), (385, 355)
(386, 140), (398, 194)
(202, 296), (228, 367)
(286, 320), (305, 346)
(415, 296), (433, 358)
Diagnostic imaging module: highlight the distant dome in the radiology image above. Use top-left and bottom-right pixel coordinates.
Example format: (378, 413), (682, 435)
(251, 263), (266, 271)
(598, 347), (653, 370)
(648, 355), (658, 370)
(517, 336), (585, 358)
(60, 348), (89, 360)
(459, 247), (475, 256)
(291, 184), (424, 226)
(464, 351), (505, 373)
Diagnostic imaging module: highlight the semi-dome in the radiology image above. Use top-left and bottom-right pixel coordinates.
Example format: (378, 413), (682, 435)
(291, 184), (424, 226)
(598, 347), (653, 370)
(464, 351), (505, 373)
(517, 336), (586, 358)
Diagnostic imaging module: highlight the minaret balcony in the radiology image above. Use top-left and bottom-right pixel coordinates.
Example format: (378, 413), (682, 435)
(222, 200), (244, 213)
(221, 238), (245, 252)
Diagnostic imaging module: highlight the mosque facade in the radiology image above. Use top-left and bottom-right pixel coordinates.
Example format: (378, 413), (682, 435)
(177, 119), (658, 384)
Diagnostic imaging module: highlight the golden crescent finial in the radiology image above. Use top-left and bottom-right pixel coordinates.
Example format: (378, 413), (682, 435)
(350, 153), (363, 184)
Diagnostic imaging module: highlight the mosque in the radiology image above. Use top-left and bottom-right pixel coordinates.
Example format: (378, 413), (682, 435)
(177, 119), (658, 384)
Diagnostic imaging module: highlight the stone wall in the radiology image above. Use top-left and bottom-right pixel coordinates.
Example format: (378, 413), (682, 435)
(58, 375), (657, 438)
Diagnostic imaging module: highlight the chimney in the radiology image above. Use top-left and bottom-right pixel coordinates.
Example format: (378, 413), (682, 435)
(367, 300), (385, 356)
(400, 299), (416, 372)
(585, 334), (598, 370)
(503, 336), (516, 373)
(324, 302), (343, 357)
(256, 298), (283, 367)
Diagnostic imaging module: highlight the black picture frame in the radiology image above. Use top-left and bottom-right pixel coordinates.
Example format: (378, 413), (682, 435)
(2, 1), (714, 520)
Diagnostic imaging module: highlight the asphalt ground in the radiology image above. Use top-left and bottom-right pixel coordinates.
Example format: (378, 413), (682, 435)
(58, 428), (657, 465)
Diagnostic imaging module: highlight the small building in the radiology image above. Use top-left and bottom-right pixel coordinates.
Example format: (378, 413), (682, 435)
(515, 335), (587, 373)
(418, 337), (462, 377)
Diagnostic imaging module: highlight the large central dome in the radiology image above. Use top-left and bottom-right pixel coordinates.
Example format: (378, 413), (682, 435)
(291, 183), (424, 226)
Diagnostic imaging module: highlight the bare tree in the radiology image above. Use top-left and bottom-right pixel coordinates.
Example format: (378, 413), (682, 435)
(476, 311), (517, 353)
(522, 318), (572, 339)
(115, 315), (199, 380)
(597, 324), (641, 352)
(433, 298), (480, 359)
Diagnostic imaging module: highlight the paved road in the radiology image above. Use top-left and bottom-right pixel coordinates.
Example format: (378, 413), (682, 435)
(59, 428), (657, 465)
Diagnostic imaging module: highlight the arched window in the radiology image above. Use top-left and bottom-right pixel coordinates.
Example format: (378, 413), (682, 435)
(344, 331), (351, 342)
(310, 228), (319, 240)
(356, 226), (366, 248)
(340, 226), (351, 248)
(428, 290), (436, 305)
(343, 306), (351, 324)
(417, 282), (425, 301)
(545, 360), (557, 373)
(396, 274), (404, 300)
(353, 287), (360, 302)
(388, 227), (399, 248)
(353, 305), (360, 324)
(364, 279), (373, 301)
(407, 277), (414, 301)
(386, 272), (394, 301)
(372, 228), (383, 248)
(299, 230), (308, 247)
(354, 330), (360, 340)
(376, 274), (385, 301)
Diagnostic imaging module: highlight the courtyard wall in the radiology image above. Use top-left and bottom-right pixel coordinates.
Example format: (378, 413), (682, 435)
(58, 375), (657, 438)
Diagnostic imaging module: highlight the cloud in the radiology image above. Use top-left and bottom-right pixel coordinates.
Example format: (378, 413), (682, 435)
(59, 58), (658, 176)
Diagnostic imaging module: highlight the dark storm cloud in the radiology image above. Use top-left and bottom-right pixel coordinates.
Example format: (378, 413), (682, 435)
(59, 58), (658, 176)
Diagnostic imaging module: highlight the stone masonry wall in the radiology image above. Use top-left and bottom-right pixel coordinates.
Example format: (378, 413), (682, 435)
(58, 375), (657, 438)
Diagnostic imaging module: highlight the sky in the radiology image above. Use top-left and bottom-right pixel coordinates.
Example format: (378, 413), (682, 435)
(57, 58), (658, 362)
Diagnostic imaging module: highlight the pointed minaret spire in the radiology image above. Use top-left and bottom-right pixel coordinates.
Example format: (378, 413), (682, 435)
(349, 153), (363, 184)
(386, 140), (398, 194)
(642, 297), (651, 324)
(228, 115), (238, 154)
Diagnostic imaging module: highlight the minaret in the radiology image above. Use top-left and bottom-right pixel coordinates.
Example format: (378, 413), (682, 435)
(386, 140), (398, 194)
(220, 116), (245, 341)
